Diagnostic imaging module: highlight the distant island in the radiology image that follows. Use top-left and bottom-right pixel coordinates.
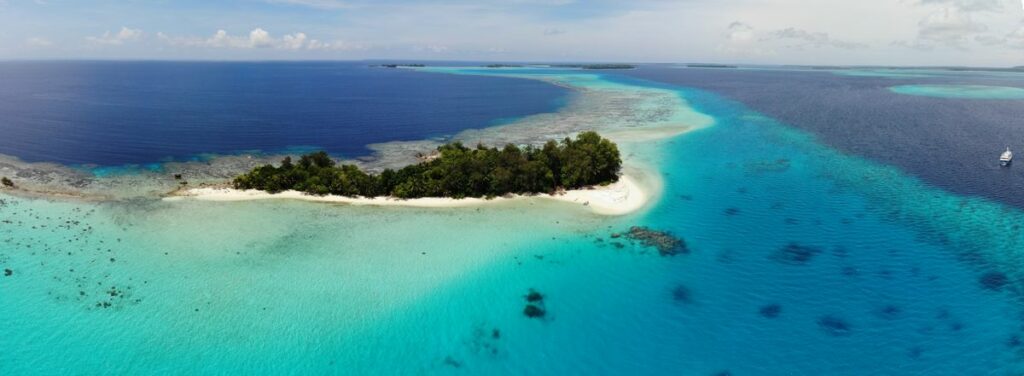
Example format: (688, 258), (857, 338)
(685, 63), (737, 69)
(484, 64), (525, 68)
(552, 64), (636, 70)
(233, 132), (621, 199)
(378, 64), (427, 68)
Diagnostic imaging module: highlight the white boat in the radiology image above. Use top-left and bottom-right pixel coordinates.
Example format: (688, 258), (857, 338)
(1001, 147), (1013, 166)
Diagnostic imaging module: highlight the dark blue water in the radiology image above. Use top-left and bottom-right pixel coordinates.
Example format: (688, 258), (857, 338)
(624, 66), (1024, 209)
(0, 61), (568, 166)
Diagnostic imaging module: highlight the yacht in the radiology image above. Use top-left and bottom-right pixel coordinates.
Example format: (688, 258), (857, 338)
(1001, 147), (1013, 166)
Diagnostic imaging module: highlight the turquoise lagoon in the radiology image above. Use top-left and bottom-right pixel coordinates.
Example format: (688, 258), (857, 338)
(2, 68), (1024, 375)
(890, 84), (1024, 99)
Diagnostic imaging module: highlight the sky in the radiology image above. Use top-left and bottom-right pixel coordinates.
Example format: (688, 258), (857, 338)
(0, 0), (1022, 66)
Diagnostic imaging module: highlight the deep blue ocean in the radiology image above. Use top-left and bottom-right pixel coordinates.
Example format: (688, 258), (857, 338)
(0, 61), (567, 166)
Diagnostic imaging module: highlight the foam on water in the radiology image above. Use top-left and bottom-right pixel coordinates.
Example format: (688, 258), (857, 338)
(3, 68), (1024, 375)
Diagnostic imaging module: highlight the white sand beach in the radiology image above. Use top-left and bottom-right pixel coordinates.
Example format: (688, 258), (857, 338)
(166, 172), (655, 216)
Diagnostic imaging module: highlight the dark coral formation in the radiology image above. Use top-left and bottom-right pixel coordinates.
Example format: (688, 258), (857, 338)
(522, 288), (547, 319)
(759, 304), (782, 318)
(818, 315), (853, 337)
(771, 243), (822, 265)
(525, 289), (544, 303)
(672, 285), (693, 304)
(623, 226), (688, 256)
(442, 356), (462, 368)
(469, 324), (502, 356)
(523, 305), (546, 318)
(876, 305), (901, 320)
(0, 196), (143, 310)
(1007, 334), (1022, 348)
(979, 271), (1009, 291)
(743, 158), (791, 174)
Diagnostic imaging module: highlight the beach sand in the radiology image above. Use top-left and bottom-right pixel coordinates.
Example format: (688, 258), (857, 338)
(166, 171), (655, 216)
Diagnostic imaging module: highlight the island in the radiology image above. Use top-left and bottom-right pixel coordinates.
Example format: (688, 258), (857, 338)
(551, 64), (636, 70)
(232, 131), (622, 199)
(685, 63), (737, 69)
(378, 63), (427, 68)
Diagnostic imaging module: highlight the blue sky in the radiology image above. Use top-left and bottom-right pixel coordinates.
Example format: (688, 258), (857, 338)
(1, 0), (1022, 66)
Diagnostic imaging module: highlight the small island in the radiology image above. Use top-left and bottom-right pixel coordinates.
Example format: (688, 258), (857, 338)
(233, 132), (622, 199)
(685, 63), (737, 69)
(552, 64), (636, 70)
(378, 63), (427, 68)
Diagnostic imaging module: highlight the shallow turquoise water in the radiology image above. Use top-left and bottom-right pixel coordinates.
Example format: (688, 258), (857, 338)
(890, 84), (1024, 99)
(3, 69), (1024, 375)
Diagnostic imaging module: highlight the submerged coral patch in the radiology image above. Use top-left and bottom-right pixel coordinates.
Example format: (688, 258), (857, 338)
(759, 304), (782, 318)
(876, 305), (901, 320)
(818, 315), (853, 336)
(525, 289), (544, 303)
(622, 226), (688, 256)
(522, 288), (547, 319)
(743, 159), (791, 174)
(979, 271), (1009, 291)
(771, 243), (823, 265)
(523, 304), (546, 318)
(672, 285), (693, 304)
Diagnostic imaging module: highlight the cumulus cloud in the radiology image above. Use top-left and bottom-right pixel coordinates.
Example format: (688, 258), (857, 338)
(1003, 25), (1024, 49)
(917, 0), (1004, 12)
(895, 0), (1016, 51)
(265, 0), (350, 9)
(916, 7), (986, 47)
(543, 28), (566, 36)
(764, 28), (867, 49)
(413, 44), (450, 53)
(249, 28), (274, 48)
(24, 37), (52, 47)
(158, 28), (361, 51)
(86, 26), (142, 45)
(725, 22), (755, 44)
(720, 22), (865, 56)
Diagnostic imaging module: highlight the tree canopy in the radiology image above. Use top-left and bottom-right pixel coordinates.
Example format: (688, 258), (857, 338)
(232, 131), (621, 199)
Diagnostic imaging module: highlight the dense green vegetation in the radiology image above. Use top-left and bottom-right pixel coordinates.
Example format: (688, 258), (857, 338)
(378, 63), (426, 68)
(552, 64), (635, 70)
(1, 177), (13, 188)
(233, 131), (622, 199)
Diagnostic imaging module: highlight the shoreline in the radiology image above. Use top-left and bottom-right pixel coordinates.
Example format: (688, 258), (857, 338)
(165, 170), (657, 216)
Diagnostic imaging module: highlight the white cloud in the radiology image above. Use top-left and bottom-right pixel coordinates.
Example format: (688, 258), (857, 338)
(725, 22), (755, 44)
(158, 28), (362, 51)
(265, 0), (350, 9)
(720, 22), (865, 56)
(249, 28), (274, 48)
(280, 32), (307, 50)
(765, 27), (867, 49)
(24, 36), (52, 47)
(1004, 25), (1024, 48)
(414, 44), (450, 53)
(86, 26), (142, 45)
(542, 28), (566, 36)
(916, 7), (987, 47)
(917, 0), (1004, 12)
